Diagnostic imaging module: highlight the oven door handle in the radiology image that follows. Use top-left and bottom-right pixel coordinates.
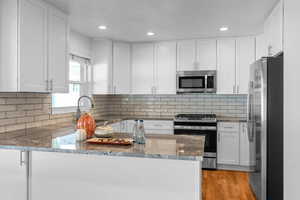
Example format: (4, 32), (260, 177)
(174, 125), (216, 131)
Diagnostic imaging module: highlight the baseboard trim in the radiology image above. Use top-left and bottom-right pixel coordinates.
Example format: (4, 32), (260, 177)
(217, 164), (255, 172)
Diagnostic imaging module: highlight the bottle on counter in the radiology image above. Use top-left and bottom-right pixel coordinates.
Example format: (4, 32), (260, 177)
(136, 120), (146, 144)
(132, 120), (139, 142)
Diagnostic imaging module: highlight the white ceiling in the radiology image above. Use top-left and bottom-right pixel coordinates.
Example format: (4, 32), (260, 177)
(45, 0), (279, 42)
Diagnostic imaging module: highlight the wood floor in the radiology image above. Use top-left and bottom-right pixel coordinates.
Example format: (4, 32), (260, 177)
(202, 170), (256, 200)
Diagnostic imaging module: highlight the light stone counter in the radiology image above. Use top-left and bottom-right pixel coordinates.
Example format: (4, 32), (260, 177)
(0, 123), (204, 161)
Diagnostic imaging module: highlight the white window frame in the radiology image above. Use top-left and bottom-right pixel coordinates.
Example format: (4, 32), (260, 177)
(52, 55), (92, 114)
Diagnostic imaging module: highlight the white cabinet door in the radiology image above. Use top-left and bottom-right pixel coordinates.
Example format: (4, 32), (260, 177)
(19, 0), (48, 92)
(92, 39), (113, 94)
(239, 123), (256, 166)
(236, 37), (255, 94)
(48, 6), (69, 93)
(0, 150), (26, 200)
(31, 151), (200, 200)
(196, 39), (217, 70)
(177, 40), (197, 71)
(131, 43), (154, 94)
(155, 42), (176, 94)
(217, 39), (236, 94)
(113, 42), (131, 94)
(217, 123), (240, 165)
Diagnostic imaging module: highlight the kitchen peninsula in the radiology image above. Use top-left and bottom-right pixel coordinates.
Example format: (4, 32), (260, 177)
(0, 123), (204, 200)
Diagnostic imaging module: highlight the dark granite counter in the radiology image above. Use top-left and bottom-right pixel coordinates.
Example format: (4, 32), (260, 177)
(217, 116), (247, 122)
(96, 115), (247, 125)
(0, 124), (204, 161)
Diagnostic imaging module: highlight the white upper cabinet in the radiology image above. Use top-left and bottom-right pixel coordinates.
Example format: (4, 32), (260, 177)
(131, 43), (155, 94)
(155, 42), (177, 94)
(196, 39), (217, 70)
(217, 39), (236, 94)
(0, 0), (69, 93)
(92, 39), (113, 94)
(236, 37), (255, 94)
(177, 40), (197, 71)
(48, 6), (69, 93)
(177, 39), (217, 71)
(112, 42), (131, 94)
(19, 0), (48, 92)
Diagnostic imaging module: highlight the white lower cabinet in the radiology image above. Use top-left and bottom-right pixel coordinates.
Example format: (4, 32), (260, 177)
(115, 120), (174, 135)
(217, 122), (255, 170)
(217, 123), (240, 165)
(31, 151), (199, 200)
(0, 150), (27, 200)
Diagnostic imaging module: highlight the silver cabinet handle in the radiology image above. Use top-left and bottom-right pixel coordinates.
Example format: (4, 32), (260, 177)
(20, 151), (26, 166)
(50, 79), (53, 91)
(46, 80), (49, 91)
(217, 132), (220, 142)
(237, 85), (240, 94)
(233, 85), (235, 94)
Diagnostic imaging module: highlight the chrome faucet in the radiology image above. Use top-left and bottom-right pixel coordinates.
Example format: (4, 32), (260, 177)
(76, 96), (95, 122)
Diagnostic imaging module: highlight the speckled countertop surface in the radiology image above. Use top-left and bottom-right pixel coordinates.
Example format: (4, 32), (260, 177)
(216, 116), (247, 122)
(0, 124), (204, 161)
(96, 115), (247, 125)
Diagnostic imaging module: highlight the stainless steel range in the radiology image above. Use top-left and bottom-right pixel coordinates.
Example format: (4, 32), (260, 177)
(174, 114), (217, 169)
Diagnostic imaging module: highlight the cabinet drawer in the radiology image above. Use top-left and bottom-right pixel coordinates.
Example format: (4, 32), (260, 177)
(218, 122), (239, 132)
(145, 129), (173, 135)
(143, 120), (173, 130)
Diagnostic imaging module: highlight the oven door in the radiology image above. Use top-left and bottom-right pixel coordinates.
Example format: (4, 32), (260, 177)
(174, 127), (217, 156)
(177, 75), (206, 93)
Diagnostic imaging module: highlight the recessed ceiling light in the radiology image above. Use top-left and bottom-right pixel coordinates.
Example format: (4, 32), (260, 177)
(147, 32), (155, 36)
(98, 25), (107, 30)
(219, 26), (229, 32)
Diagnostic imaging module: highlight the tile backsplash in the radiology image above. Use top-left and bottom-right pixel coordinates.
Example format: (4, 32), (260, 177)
(0, 93), (74, 133)
(0, 93), (247, 133)
(93, 94), (248, 119)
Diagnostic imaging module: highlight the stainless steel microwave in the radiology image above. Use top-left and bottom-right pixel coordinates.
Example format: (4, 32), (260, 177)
(176, 71), (217, 93)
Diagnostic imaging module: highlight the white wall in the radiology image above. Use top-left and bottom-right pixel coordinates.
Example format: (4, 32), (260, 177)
(284, 0), (300, 199)
(70, 30), (92, 59)
(263, 0), (284, 56)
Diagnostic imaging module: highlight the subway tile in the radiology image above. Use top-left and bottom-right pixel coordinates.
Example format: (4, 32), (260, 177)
(0, 118), (16, 126)
(17, 117), (34, 124)
(0, 98), (5, 105)
(6, 111), (26, 118)
(26, 98), (43, 104)
(6, 98), (26, 105)
(5, 124), (26, 132)
(0, 105), (16, 112)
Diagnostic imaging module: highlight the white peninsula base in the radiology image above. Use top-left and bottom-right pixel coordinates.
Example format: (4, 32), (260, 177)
(31, 152), (202, 200)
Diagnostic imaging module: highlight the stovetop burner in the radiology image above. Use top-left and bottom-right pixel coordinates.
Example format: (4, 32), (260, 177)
(175, 113), (217, 120)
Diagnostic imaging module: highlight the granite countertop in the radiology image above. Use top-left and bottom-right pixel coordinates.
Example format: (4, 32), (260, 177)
(96, 115), (247, 125)
(0, 124), (204, 161)
(216, 116), (248, 122)
(96, 116), (174, 125)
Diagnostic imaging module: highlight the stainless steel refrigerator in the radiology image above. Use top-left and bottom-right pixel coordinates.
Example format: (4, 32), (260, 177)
(248, 52), (283, 200)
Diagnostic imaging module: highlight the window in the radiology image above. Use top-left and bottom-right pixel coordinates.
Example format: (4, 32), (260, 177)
(52, 55), (92, 113)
